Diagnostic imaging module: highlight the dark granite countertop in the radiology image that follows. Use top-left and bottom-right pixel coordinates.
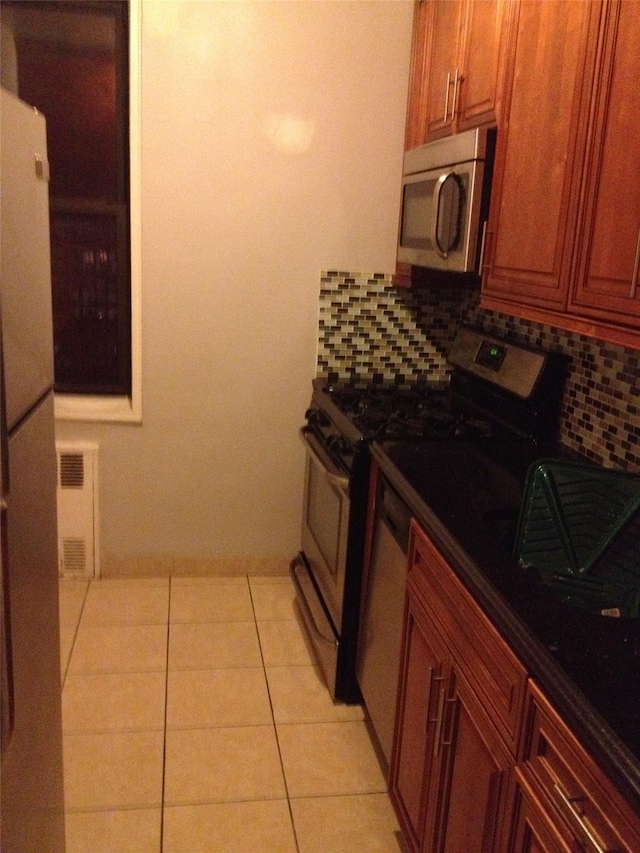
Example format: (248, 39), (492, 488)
(371, 439), (640, 814)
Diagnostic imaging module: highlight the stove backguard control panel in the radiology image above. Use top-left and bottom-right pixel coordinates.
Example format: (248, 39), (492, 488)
(448, 326), (547, 400)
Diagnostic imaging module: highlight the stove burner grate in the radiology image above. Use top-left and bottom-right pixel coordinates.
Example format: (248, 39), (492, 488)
(320, 381), (505, 442)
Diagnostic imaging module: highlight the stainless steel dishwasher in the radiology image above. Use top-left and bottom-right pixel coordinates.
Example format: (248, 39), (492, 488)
(356, 471), (412, 768)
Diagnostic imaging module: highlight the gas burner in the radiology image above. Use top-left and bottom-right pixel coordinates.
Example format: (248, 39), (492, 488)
(457, 416), (494, 439)
(376, 412), (457, 440)
(318, 380), (510, 444)
(321, 381), (453, 439)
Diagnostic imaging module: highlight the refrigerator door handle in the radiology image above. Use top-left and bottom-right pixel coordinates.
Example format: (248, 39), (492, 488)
(1, 302), (15, 750)
(1, 496), (15, 751)
(1, 312), (9, 496)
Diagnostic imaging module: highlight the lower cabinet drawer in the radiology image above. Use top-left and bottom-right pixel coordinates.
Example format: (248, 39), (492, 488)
(509, 764), (575, 853)
(515, 680), (640, 853)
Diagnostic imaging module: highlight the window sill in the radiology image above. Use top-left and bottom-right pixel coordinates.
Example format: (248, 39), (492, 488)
(55, 393), (141, 424)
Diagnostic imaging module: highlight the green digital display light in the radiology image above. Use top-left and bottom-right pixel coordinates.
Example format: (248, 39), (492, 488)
(476, 340), (507, 372)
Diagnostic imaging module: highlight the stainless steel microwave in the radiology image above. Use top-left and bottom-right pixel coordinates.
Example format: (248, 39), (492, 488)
(397, 127), (495, 273)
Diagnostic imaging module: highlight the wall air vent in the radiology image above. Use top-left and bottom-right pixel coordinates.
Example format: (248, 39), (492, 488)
(62, 538), (87, 575)
(56, 443), (99, 579)
(60, 453), (85, 488)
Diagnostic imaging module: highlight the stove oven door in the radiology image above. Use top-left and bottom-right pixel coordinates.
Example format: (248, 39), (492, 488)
(298, 428), (349, 634)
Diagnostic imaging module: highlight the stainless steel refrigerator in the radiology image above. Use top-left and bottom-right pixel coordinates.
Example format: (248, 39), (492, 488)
(1, 87), (66, 852)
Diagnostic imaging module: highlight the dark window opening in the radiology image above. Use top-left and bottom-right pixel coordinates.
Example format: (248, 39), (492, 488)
(7, 0), (131, 395)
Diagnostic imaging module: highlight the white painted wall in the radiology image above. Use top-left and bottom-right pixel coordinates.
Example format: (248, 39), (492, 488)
(56, 0), (414, 571)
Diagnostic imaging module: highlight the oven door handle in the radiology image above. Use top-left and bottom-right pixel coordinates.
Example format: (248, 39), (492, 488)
(299, 428), (349, 494)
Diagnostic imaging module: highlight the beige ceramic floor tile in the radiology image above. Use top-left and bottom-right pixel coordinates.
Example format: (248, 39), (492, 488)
(62, 671), (166, 733)
(59, 581), (89, 682)
(63, 730), (164, 811)
(168, 621), (262, 669)
(256, 619), (316, 667)
(59, 625), (77, 684)
(68, 623), (168, 674)
(90, 577), (169, 587)
(277, 721), (387, 798)
(171, 575), (249, 586)
(170, 558), (256, 577)
(164, 726), (287, 805)
(170, 583), (254, 623)
(58, 580), (89, 630)
(266, 665), (365, 724)
(64, 808), (161, 853)
(250, 580), (298, 621)
(248, 575), (292, 585)
(291, 793), (404, 853)
(166, 668), (272, 729)
(81, 581), (169, 625)
(163, 800), (297, 853)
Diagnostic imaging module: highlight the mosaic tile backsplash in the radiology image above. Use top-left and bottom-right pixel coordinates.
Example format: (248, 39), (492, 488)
(317, 271), (640, 473)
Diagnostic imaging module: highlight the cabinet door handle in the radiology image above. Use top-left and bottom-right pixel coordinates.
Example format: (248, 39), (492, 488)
(478, 221), (489, 272)
(553, 783), (615, 853)
(425, 671), (444, 731)
(631, 228), (640, 299)
(443, 71), (451, 123)
(433, 682), (447, 757)
(452, 68), (461, 118)
(440, 694), (458, 750)
(423, 668), (434, 734)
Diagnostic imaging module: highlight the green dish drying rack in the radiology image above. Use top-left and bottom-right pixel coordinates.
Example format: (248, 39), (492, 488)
(514, 460), (640, 617)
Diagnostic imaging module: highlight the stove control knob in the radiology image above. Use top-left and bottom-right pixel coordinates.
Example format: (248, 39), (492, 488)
(305, 408), (330, 428)
(326, 436), (340, 456)
(328, 436), (353, 457)
(340, 442), (355, 460)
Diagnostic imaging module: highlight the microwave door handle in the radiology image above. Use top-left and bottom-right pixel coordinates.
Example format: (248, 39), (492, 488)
(431, 171), (451, 260)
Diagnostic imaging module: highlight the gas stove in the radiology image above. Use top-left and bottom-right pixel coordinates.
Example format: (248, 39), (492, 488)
(292, 326), (567, 704)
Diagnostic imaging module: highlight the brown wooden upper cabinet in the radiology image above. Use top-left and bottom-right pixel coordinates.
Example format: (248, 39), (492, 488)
(481, 0), (640, 348)
(404, 0), (508, 150)
(569, 0), (640, 334)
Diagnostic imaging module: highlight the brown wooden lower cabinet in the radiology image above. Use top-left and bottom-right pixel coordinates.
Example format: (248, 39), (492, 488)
(391, 583), (513, 852)
(391, 522), (640, 853)
(390, 523), (517, 852)
(506, 681), (640, 853)
(391, 592), (444, 849)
